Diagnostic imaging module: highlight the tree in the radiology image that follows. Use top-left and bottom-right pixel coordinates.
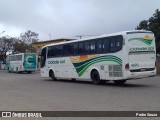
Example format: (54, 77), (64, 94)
(136, 9), (160, 53)
(136, 20), (149, 30)
(13, 39), (27, 53)
(0, 36), (14, 61)
(18, 30), (39, 53)
(0, 30), (39, 61)
(20, 30), (39, 44)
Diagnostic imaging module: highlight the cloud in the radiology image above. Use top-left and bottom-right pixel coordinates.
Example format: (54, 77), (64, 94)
(0, 0), (160, 40)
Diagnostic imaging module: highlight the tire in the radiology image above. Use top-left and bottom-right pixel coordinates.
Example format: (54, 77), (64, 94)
(8, 67), (11, 73)
(114, 80), (126, 85)
(100, 80), (106, 84)
(71, 78), (76, 82)
(27, 71), (32, 74)
(16, 67), (19, 74)
(91, 70), (101, 85)
(50, 71), (57, 81)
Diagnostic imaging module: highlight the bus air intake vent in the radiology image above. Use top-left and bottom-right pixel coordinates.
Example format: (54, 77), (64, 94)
(109, 65), (122, 77)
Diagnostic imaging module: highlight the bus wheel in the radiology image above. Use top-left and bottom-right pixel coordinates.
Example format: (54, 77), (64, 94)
(91, 70), (101, 85)
(16, 68), (19, 74)
(113, 80), (126, 85)
(8, 68), (11, 73)
(27, 71), (32, 74)
(50, 70), (57, 81)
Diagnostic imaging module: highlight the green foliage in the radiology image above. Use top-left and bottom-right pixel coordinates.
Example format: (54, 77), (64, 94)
(0, 36), (14, 54)
(136, 9), (160, 53)
(20, 30), (39, 44)
(0, 30), (38, 61)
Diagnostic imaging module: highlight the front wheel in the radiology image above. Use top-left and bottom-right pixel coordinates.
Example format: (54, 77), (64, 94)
(113, 80), (126, 85)
(50, 71), (57, 81)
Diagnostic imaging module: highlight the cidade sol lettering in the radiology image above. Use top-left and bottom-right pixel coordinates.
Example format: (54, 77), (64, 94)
(48, 60), (65, 64)
(130, 47), (154, 52)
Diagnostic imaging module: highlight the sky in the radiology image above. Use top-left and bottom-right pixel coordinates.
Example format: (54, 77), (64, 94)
(0, 0), (160, 41)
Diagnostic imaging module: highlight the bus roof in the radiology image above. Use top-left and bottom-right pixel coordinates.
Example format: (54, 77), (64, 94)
(42, 30), (153, 49)
(7, 53), (36, 56)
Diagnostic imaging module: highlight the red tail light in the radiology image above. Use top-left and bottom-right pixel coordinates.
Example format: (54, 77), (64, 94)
(125, 63), (129, 70)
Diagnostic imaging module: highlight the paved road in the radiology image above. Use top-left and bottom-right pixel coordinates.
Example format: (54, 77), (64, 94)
(0, 70), (160, 119)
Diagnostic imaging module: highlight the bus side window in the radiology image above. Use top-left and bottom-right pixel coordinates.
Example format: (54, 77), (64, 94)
(51, 46), (55, 57)
(97, 39), (102, 53)
(84, 41), (90, 55)
(103, 38), (110, 53)
(116, 36), (123, 49)
(55, 46), (59, 57)
(64, 44), (68, 56)
(47, 47), (52, 58)
(110, 37), (116, 52)
(110, 36), (123, 52)
(73, 43), (78, 55)
(78, 42), (84, 55)
(59, 45), (64, 57)
(68, 44), (72, 56)
(90, 40), (96, 54)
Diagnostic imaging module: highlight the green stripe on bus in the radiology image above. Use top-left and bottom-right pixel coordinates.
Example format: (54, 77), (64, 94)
(73, 55), (122, 77)
(128, 38), (153, 45)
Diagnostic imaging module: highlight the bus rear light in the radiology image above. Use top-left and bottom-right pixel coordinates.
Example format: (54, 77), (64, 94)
(125, 63), (129, 70)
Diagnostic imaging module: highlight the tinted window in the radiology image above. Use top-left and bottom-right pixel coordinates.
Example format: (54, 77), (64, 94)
(47, 46), (52, 58)
(103, 38), (110, 53)
(78, 42), (84, 54)
(64, 44), (68, 56)
(84, 41), (90, 54)
(110, 36), (123, 52)
(68, 44), (74, 55)
(90, 40), (96, 53)
(97, 39), (103, 53)
(73, 43), (78, 55)
(54, 46), (59, 57)
(59, 45), (63, 56)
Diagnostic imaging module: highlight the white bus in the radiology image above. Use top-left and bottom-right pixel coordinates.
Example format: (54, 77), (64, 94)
(40, 30), (156, 85)
(6, 53), (37, 73)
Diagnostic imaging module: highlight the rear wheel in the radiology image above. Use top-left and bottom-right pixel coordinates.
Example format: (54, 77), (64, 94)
(91, 70), (101, 85)
(8, 67), (11, 73)
(16, 67), (19, 74)
(50, 70), (57, 81)
(114, 80), (126, 85)
(27, 71), (32, 74)
(71, 78), (76, 82)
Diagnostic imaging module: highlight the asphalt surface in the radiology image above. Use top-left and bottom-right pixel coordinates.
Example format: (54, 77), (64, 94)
(0, 70), (160, 120)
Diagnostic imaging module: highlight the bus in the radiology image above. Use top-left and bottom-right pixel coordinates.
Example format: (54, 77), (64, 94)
(6, 53), (37, 73)
(40, 30), (156, 85)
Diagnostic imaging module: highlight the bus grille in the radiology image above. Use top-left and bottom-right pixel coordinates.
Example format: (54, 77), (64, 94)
(109, 65), (122, 77)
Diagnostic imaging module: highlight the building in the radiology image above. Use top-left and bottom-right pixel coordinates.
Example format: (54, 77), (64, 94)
(32, 38), (74, 55)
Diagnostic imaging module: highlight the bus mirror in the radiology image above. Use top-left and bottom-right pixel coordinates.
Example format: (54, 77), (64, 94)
(38, 55), (41, 62)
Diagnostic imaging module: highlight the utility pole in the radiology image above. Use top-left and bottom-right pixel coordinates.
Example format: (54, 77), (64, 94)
(76, 35), (98, 39)
(49, 33), (52, 40)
